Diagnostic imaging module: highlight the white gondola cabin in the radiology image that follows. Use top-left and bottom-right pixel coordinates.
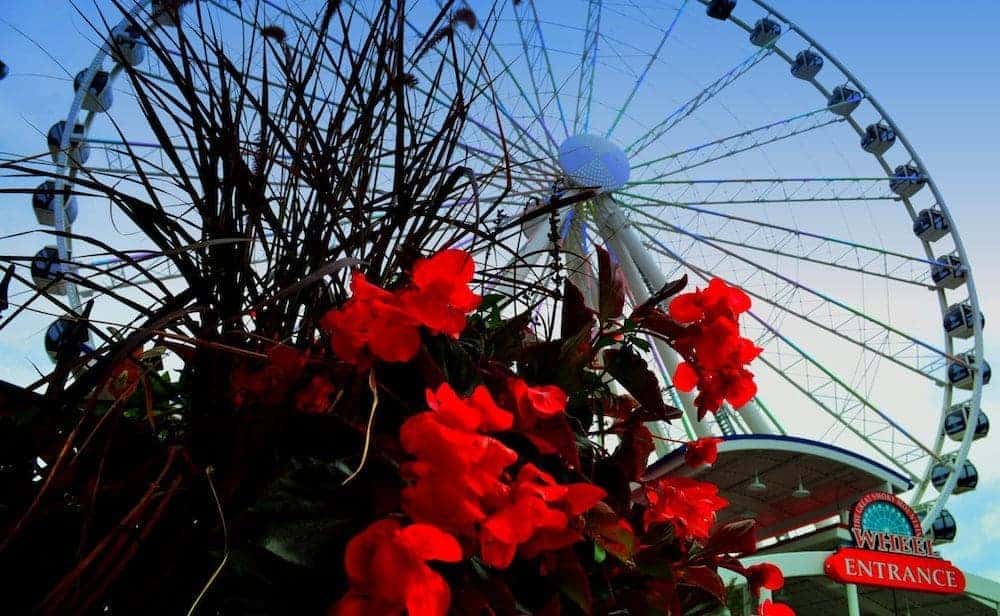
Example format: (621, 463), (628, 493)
(706, 0), (736, 21)
(944, 401), (990, 442)
(947, 352), (990, 390)
(931, 254), (967, 289)
(32, 181), (79, 227)
(943, 302), (983, 339)
(861, 122), (896, 155)
(913, 208), (948, 242)
(827, 85), (862, 116)
(889, 163), (927, 198)
(790, 49), (823, 80)
(31, 246), (76, 295)
(111, 23), (146, 67)
(44, 317), (94, 363)
(47, 121), (90, 168)
(750, 18), (781, 47)
(931, 455), (979, 495)
(73, 69), (113, 112)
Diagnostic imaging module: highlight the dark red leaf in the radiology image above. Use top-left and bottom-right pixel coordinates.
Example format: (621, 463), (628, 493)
(677, 565), (726, 604)
(611, 421), (655, 482)
(632, 274), (688, 319)
(551, 550), (592, 614)
(526, 415), (581, 470)
(561, 279), (596, 339)
(597, 246), (626, 322)
(701, 518), (758, 558)
(636, 308), (688, 341)
(603, 348), (681, 422)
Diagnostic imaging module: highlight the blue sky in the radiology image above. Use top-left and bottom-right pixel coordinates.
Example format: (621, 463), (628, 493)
(1, 0), (998, 581)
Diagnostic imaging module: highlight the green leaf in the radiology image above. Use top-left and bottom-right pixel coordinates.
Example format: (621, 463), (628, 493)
(593, 543), (607, 563)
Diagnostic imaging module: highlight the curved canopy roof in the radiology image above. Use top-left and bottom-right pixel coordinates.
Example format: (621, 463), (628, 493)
(645, 435), (913, 539)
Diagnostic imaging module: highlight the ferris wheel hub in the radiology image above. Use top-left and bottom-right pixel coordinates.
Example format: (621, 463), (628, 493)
(557, 134), (630, 193)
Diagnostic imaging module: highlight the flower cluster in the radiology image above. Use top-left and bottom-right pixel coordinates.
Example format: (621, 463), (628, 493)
(314, 251), (786, 615)
(400, 383), (605, 569)
(642, 476), (729, 542)
(400, 383), (518, 538)
(668, 278), (763, 416)
(320, 249), (481, 367)
(480, 462), (605, 568)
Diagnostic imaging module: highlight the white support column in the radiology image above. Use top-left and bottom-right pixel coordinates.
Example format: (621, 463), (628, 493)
(845, 583), (861, 616)
(593, 196), (713, 437)
(489, 214), (552, 299)
(594, 197), (777, 436)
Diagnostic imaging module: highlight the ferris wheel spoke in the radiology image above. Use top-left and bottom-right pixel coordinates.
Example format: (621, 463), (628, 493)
(605, 0), (687, 138)
(631, 229), (933, 480)
(572, 0), (603, 134)
(623, 176), (896, 206)
(624, 46), (774, 158)
(623, 208), (954, 383)
(631, 106), (844, 180)
(619, 192), (936, 287)
(513, 0), (570, 138)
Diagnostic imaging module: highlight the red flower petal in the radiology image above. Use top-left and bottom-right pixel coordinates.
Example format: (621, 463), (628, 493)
(725, 371), (757, 408)
(684, 437), (723, 468)
(469, 385), (515, 431)
(673, 362), (698, 392)
(747, 563), (785, 596)
(668, 293), (705, 323)
(412, 248), (475, 288)
(405, 567), (453, 616)
(398, 523), (463, 563)
(561, 483), (607, 516)
(343, 519), (400, 583)
(760, 599), (796, 616)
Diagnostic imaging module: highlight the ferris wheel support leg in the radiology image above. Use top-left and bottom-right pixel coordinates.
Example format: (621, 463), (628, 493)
(592, 196), (714, 438)
(487, 216), (552, 299)
(733, 401), (776, 435)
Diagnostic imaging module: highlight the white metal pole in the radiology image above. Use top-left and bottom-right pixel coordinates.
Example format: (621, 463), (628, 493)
(845, 583), (861, 616)
(593, 196), (713, 437)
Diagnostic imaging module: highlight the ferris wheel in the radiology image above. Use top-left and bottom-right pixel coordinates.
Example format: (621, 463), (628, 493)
(21, 0), (988, 543)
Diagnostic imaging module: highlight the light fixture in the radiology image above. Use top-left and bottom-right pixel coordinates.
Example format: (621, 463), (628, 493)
(792, 477), (811, 499)
(747, 471), (767, 493)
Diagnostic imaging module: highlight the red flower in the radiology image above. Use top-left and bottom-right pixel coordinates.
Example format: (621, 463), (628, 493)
(106, 354), (142, 399)
(319, 250), (481, 367)
(669, 278), (751, 323)
(746, 563), (784, 597)
(400, 385), (518, 537)
(425, 383), (513, 432)
(320, 272), (422, 367)
(232, 344), (307, 407)
(334, 519), (462, 616)
(507, 378), (579, 468)
(295, 375), (337, 414)
(508, 378), (568, 425)
(684, 437), (723, 468)
(759, 599), (796, 616)
(401, 249), (481, 338)
(668, 279), (762, 416)
(480, 464), (605, 568)
(642, 476), (728, 542)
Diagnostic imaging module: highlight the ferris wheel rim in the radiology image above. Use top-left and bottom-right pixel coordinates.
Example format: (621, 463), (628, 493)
(737, 0), (985, 534)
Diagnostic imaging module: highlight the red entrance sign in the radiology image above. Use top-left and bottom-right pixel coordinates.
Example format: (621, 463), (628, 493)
(825, 548), (965, 595)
